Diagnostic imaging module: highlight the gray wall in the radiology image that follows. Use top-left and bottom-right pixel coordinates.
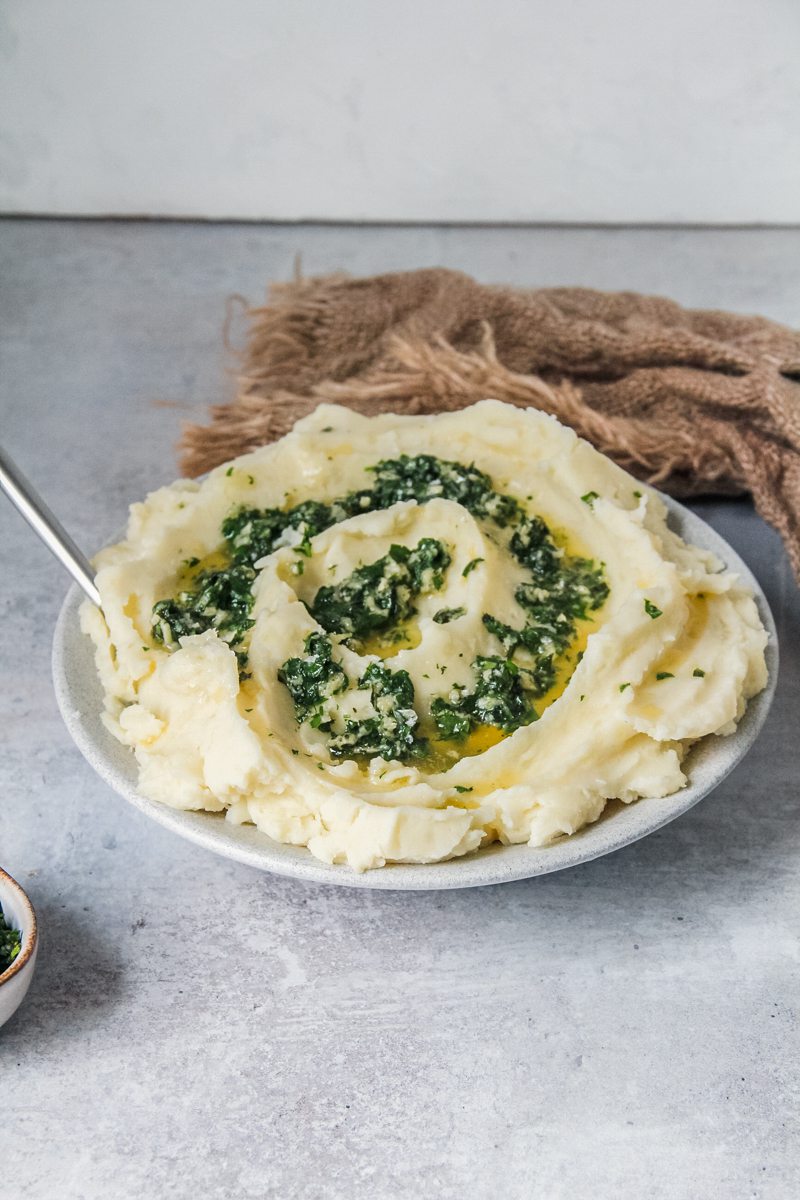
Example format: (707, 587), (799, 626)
(1, 0), (799, 222)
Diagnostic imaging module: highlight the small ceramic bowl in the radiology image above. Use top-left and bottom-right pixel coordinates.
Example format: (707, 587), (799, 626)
(0, 868), (38, 1030)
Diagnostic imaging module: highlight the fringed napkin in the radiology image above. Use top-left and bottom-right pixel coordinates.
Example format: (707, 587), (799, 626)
(180, 268), (800, 580)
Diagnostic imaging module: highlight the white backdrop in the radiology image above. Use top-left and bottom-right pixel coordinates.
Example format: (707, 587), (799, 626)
(1, 0), (798, 223)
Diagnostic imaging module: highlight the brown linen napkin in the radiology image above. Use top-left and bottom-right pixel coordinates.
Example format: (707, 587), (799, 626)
(180, 268), (800, 581)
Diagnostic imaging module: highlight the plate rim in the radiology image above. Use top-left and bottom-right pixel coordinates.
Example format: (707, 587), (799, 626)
(51, 491), (779, 891)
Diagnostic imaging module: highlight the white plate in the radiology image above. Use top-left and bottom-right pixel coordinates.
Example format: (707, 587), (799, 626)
(52, 494), (778, 891)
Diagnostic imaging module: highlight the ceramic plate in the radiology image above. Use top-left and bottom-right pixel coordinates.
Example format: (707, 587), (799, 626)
(52, 494), (778, 890)
(0, 868), (39, 1028)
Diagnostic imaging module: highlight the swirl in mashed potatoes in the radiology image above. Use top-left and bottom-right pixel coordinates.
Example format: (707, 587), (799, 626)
(82, 401), (769, 870)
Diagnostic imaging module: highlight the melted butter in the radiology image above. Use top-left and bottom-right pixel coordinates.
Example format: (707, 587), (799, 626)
(420, 607), (603, 774)
(230, 500), (608, 775)
(412, 506), (609, 775)
(123, 594), (140, 622)
(359, 624), (422, 660)
(422, 723), (506, 774)
(533, 613), (596, 713)
(552, 523), (594, 561)
(419, 742), (462, 774)
(238, 677), (259, 712)
(463, 723), (506, 756)
(132, 657), (156, 695)
(174, 547), (231, 590)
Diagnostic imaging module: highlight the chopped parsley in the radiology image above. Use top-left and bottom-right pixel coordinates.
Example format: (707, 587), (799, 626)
(693, 668), (706, 678)
(0, 907), (21, 974)
(429, 694), (472, 741)
(152, 563), (255, 654)
(277, 632), (348, 728)
(223, 499), (337, 567)
(365, 454), (520, 526)
(619, 682), (630, 692)
(431, 656), (535, 742)
(644, 599), (663, 619)
(479, 516), (607, 703)
(481, 616), (558, 696)
(311, 539), (450, 642)
(433, 606), (466, 625)
(462, 557), (484, 577)
(581, 491), (599, 506)
(327, 661), (424, 761)
(150, 498), (346, 659)
(655, 671), (674, 681)
(279, 634), (425, 762)
(453, 785), (473, 794)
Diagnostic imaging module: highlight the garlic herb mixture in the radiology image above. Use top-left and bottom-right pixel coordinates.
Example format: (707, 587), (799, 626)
(0, 907), (21, 974)
(151, 454), (608, 765)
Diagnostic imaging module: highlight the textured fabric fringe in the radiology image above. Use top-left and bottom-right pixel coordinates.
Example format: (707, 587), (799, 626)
(179, 269), (800, 580)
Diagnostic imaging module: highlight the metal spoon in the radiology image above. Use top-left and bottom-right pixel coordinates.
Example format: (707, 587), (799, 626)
(0, 445), (101, 607)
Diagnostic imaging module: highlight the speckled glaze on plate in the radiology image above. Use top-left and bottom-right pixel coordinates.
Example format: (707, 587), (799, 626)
(52, 493), (778, 890)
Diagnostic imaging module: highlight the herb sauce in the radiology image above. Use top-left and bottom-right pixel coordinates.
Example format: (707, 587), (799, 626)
(279, 634), (424, 763)
(152, 454), (609, 766)
(0, 907), (21, 974)
(311, 539), (450, 642)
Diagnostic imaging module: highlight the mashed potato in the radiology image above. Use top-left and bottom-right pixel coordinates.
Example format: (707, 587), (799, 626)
(82, 401), (769, 870)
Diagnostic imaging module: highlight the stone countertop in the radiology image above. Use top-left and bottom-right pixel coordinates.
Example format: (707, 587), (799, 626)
(1, 220), (798, 1200)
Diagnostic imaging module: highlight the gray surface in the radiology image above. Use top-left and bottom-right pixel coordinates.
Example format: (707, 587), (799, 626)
(0, 220), (798, 1199)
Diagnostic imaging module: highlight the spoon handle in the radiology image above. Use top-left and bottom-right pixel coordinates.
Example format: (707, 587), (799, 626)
(0, 445), (101, 607)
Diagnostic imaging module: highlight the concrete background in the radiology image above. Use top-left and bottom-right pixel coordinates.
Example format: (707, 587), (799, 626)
(1, 0), (799, 222)
(0, 220), (798, 1198)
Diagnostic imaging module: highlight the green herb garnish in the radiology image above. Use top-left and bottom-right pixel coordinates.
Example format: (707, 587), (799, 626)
(279, 635), (426, 762)
(0, 907), (21, 974)
(431, 656), (535, 742)
(433, 606), (466, 625)
(311, 539), (450, 642)
(152, 563), (255, 652)
(644, 599), (663, 619)
(155, 452), (610, 763)
(693, 668), (706, 678)
(277, 632), (348, 729)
